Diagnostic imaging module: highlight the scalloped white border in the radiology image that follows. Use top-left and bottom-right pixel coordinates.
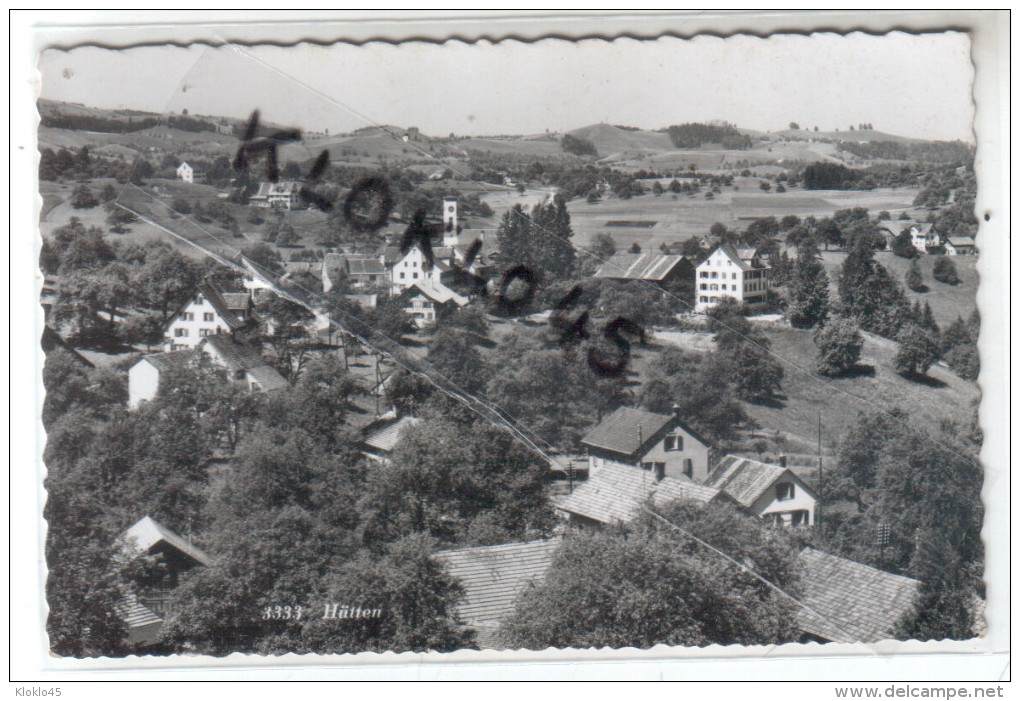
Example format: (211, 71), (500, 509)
(11, 10), (1010, 682)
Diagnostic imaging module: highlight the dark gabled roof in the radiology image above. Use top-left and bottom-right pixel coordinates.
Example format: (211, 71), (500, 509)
(121, 516), (214, 567)
(200, 335), (266, 371)
(245, 364), (290, 392)
(556, 462), (721, 524)
(796, 548), (921, 643)
(706, 455), (816, 508)
(580, 407), (673, 457)
(362, 415), (420, 454)
(346, 257), (386, 276)
(594, 253), (689, 281)
(139, 350), (196, 373)
(434, 538), (562, 635)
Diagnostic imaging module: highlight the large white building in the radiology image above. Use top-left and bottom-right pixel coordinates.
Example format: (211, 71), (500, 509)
(176, 162), (197, 184)
(163, 284), (252, 351)
(695, 243), (771, 312)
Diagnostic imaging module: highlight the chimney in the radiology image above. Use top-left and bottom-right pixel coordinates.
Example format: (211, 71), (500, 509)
(671, 403), (682, 426)
(779, 455), (787, 468)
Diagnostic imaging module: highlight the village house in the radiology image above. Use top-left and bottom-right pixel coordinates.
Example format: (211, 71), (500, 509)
(322, 252), (388, 292)
(115, 516), (214, 648)
(555, 461), (726, 529)
(880, 220), (937, 255)
(360, 413), (420, 462)
(796, 548), (921, 643)
(433, 538), (563, 649)
(248, 180), (306, 210)
(397, 280), (469, 327)
(695, 243), (771, 312)
(383, 242), (456, 293)
(944, 236), (977, 255)
(176, 161), (203, 184)
(594, 252), (693, 289)
(580, 406), (712, 482)
(129, 335), (287, 408)
(705, 454), (818, 527)
(163, 284), (252, 352)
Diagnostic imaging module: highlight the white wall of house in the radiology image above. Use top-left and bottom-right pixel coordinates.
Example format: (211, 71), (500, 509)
(403, 294), (438, 326)
(751, 473), (817, 527)
(638, 427), (712, 482)
(177, 163), (193, 183)
(695, 248), (769, 312)
(442, 198), (458, 247)
(128, 360), (161, 409)
(390, 247), (444, 292)
(164, 294), (234, 351)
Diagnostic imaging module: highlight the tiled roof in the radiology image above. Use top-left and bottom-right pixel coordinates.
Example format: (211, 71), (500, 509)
(41, 326), (95, 368)
(556, 461), (722, 524)
(706, 455), (786, 508)
(141, 351), (196, 373)
(363, 415), (420, 453)
(200, 336), (266, 371)
(245, 364), (290, 392)
(114, 592), (163, 629)
(121, 516), (214, 567)
(947, 236), (975, 247)
(580, 407), (673, 457)
(796, 548), (921, 643)
(347, 257), (386, 276)
(403, 280), (468, 306)
(254, 180), (302, 197)
(594, 253), (688, 281)
(434, 538), (562, 634)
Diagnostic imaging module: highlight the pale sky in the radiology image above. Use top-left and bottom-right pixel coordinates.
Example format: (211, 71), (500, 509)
(38, 31), (975, 142)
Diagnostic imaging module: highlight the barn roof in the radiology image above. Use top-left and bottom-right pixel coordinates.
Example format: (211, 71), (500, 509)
(346, 257), (386, 275)
(139, 350), (196, 373)
(121, 515), (214, 567)
(594, 253), (688, 281)
(114, 592), (163, 630)
(434, 538), (562, 639)
(947, 236), (975, 247)
(401, 280), (468, 306)
(580, 407), (673, 457)
(796, 548), (921, 643)
(705, 455), (814, 508)
(362, 415), (420, 454)
(245, 364), (290, 392)
(556, 461), (721, 525)
(200, 335), (266, 371)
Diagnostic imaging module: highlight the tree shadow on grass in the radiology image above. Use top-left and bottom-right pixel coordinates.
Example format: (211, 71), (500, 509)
(839, 363), (877, 379)
(747, 394), (787, 409)
(898, 371), (948, 388)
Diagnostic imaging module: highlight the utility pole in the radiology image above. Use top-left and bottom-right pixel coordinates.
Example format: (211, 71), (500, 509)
(817, 410), (823, 530)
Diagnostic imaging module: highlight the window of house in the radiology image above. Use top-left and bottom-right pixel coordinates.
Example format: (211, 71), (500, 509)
(711, 271), (718, 279)
(700, 271), (708, 278)
(413, 272), (419, 279)
(700, 283), (707, 290)
(182, 312), (194, 321)
(400, 272), (405, 279)
(683, 458), (693, 478)
(776, 483), (795, 501)
(791, 510), (809, 527)
(732, 273), (737, 279)
(234, 369), (246, 381)
(196, 295), (204, 304)
(199, 329), (212, 337)
(203, 312), (214, 322)
(175, 328), (188, 337)
(664, 434), (683, 451)
(699, 296), (707, 303)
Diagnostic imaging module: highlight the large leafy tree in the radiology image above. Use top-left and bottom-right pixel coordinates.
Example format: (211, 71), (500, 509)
(814, 317), (864, 377)
(498, 501), (803, 649)
(893, 324), (940, 377)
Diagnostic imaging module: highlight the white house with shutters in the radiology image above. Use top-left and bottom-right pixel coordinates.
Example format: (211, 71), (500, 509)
(695, 243), (771, 312)
(706, 455), (818, 527)
(176, 162), (197, 184)
(163, 284), (251, 352)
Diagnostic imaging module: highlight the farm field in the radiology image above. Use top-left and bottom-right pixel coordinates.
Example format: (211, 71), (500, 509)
(564, 185), (920, 252)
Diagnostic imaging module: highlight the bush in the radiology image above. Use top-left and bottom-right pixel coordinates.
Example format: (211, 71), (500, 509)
(905, 260), (925, 292)
(932, 256), (959, 285)
(70, 184), (99, 210)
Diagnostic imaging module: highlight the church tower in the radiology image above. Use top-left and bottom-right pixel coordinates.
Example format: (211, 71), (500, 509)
(442, 197), (459, 247)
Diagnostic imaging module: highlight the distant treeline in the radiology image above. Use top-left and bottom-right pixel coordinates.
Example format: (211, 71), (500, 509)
(40, 111), (221, 135)
(837, 139), (974, 164)
(666, 122), (753, 150)
(40, 113), (161, 134)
